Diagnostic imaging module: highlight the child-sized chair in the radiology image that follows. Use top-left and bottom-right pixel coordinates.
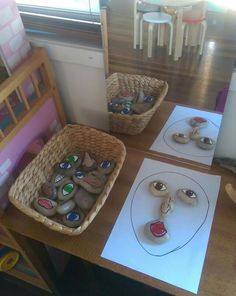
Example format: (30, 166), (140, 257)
(139, 12), (173, 58)
(133, 0), (159, 49)
(181, 1), (207, 56)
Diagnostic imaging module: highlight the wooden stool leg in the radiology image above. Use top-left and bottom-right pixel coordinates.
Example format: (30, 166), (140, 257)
(139, 17), (144, 50)
(168, 22), (173, 55)
(199, 20), (207, 55)
(134, 12), (141, 49)
(148, 23), (154, 58)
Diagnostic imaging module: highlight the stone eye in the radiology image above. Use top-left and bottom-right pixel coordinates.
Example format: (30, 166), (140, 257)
(153, 182), (166, 191)
(183, 189), (196, 199)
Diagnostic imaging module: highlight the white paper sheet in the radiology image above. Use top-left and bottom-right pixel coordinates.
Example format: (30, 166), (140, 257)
(101, 158), (221, 294)
(150, 105), (223, 166)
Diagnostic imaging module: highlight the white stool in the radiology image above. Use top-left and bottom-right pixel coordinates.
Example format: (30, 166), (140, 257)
(133, 0), (159, 49)
(140, 12), (173, 58)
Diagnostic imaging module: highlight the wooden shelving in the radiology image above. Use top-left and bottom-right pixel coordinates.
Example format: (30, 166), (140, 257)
(0, 224), (52, 293)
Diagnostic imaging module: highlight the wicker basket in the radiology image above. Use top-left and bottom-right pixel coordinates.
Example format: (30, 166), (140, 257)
(106, 73), (168, 135)
(9, 125), (126, 236)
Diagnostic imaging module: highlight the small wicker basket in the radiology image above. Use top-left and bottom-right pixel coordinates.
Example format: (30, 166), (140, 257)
(9, 125), (126, 236)
(106, 73), (168, 135)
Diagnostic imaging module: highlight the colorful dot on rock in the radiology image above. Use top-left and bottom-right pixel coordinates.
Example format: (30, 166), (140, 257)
(38, 198), (53, 209)
(62, 183), (74, 195)
(75, 171), (85, 179)
(66, 212), (80, 221)
(100, 160), (111, 169)
(55, 174), (64, 183)
(59, 162), (72, 169)
(150, 221), (167, 237)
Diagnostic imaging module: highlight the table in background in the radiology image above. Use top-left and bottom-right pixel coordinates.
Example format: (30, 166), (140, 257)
(143, 0), (206, 60)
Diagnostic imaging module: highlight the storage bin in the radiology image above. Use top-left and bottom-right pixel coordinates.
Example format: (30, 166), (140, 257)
(9, 124), (126, 235)
(106, 73), (168, 135)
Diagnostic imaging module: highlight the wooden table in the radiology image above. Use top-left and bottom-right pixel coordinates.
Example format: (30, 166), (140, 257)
(143, 0), (206, 60)
(1, 102), (236, 296)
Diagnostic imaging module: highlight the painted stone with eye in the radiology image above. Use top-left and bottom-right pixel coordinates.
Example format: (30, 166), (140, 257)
(97, 160), (115, 175)
(51, 174), (70, 187)
(145, 219), (169, 244)
(54, 161), (75, 176)
(177, 189), (198, 206)
(58, 181), (78, 201)
(190, 116), (208, 128)
(197, 137), (215, 150)
(149, 181), (169, 197)
(72, 170), (86, 185)
(172, 133), (190, 144)
(65, 154), (82, 169)
(62, 209), (85, 228)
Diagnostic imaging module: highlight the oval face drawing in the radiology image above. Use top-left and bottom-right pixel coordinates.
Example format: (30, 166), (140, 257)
(130, 171), (209, 256)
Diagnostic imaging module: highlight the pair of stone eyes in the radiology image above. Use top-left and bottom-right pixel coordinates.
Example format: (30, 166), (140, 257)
(152, 182), (196, 199)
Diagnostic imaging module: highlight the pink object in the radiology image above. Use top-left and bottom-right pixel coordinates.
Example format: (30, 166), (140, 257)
(27, 138), (45, 155)
(0, 0), (31, 73)
(183, 17), (205, 24)
(0, 98), (59, 177)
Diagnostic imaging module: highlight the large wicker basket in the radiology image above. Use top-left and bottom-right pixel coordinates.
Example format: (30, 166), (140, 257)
(9, 125), (126, 236)
(106, 73), (168, 135)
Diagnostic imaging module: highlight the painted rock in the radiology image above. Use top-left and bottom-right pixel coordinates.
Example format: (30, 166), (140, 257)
(41, 182), (57, 200)
(197, 137), (215, 150)
(54, 161), (75, 176)
(172, 133), (190, 144)
(56, 200), (76, 215)
(72, 170), (87, 185)
(108, 102), (123, 113)
(177, 189), (198, 206)
(120, 106), (132, 115)
(145, 220), (169, 244)
(149, 180), (169, 197)
(33, 198), (57, 217)
(136, 90), (144, 103)
(58, 181), (78, 201)
(132, 103), (152, 114)
(111, 97), (126, 104)
(74, 188), (96, 211)
(160, 196), (174, 217)
(190, 117), (208, 128)
(189, 127), (200, 140)
(76, 171), (106, 194)
(97, 160), (115, 175)
(62, 209), (85, 228)
(82, 152), (97, 172)
(51, 174), (69, 187)
(143, 95), (154, 104)
(90, 170), (107, 182)
(65, 154), (82, 169)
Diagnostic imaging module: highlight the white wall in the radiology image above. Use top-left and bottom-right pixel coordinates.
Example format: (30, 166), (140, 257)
(29, 36), (109, 131)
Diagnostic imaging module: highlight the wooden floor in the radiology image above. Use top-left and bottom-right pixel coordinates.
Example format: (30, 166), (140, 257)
(107, 6), (236, 110)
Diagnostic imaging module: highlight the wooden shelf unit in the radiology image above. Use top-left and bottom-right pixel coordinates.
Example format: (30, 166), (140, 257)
(0, 223), (52, 293)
